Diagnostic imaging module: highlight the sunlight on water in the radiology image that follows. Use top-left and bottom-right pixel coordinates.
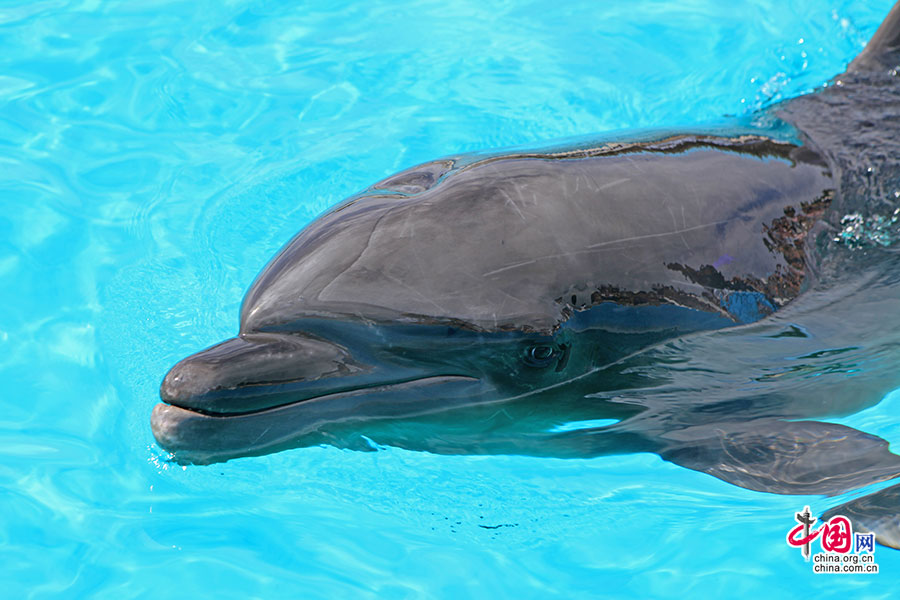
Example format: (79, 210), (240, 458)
(1, 0), (898, 598)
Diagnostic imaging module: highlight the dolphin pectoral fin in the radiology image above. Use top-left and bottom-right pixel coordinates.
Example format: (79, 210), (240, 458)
(655, 419), (900, 496)
(824, 483), (900, 549)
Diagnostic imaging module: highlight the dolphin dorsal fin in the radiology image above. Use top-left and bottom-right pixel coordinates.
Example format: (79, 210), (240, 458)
(848, 2), (900, 73)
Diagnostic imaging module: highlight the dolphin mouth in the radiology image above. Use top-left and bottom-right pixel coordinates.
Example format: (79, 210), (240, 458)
(158, 374), (476, 418)
(151, 375), (483, 464)
(154, 330), (485, 463)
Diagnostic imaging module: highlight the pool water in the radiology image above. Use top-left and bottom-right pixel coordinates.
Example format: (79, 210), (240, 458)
(2, 0), (899, 597)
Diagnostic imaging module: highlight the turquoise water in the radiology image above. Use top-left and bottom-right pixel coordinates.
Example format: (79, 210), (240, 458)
(3, 0), (899, 597)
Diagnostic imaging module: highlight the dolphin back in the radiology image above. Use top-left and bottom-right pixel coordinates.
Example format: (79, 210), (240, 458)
(241, 135), (834, 335)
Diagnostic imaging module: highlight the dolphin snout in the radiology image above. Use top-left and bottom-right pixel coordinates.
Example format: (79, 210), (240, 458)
(160, 332), (363, 414)
(160, 357), (218, 405)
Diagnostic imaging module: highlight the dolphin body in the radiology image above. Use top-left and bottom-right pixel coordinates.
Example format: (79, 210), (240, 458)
(153, 5), (900, 546)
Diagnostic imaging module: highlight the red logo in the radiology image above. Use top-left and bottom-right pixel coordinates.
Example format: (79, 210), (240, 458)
(785, 506), (878, 574)
(787, 511), (852, 555)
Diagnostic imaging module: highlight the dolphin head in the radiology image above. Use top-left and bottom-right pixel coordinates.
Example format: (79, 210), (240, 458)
(152, 137), (832, 464)
(151, 316), (621, 464)
(152, 299), (731, 464)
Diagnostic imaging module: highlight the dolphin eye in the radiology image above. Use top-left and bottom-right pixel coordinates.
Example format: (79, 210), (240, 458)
(524, 344), (558, 368)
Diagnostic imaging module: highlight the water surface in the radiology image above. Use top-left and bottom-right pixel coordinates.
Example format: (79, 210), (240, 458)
(2, 1), (899, 597)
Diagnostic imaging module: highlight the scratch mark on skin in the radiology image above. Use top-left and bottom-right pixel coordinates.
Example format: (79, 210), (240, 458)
(486, 407), (517, 423)
(515, 183), (531, 208)
(380, 271), (452, 314)
(482, 246), (633, 277)
(400, 208), (416, 238)
(666, 205), (679, 229)
(251, 425), (273, 446)
(483, 219), (730, 278)
(498, 187), (527, 221)
(399, 210), (430, 277)
(320, 208), (394, 299)
(586, 220), (729, 249)
(595, 177), (631, 192)
(460, 271), (521, 306)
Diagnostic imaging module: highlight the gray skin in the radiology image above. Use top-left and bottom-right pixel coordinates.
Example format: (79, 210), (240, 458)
(153, 5), (900, 546)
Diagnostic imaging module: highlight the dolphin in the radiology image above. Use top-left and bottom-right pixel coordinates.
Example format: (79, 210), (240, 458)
(153, 5), (900, 546)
